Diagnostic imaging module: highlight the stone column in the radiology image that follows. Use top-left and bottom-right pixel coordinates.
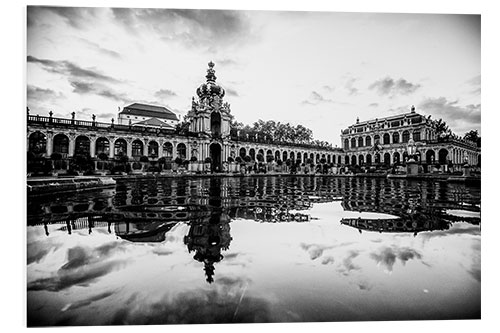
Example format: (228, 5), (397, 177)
(89, 138), (96, 158)
(109, 139), (115, 159)
(46, 132), (53, 157)
(69, 137), (76, 156)
(126, 140), (133, 158)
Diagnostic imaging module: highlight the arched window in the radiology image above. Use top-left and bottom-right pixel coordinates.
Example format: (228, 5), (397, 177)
(358, 155), (364, 165)
(177, 143), (187, 159)
(358, 137), (364, 147)
(275, 150), (281, 161)
(345, 155), (350, 165)
(413, 131), (421, 141)
(402, 130), (410, 143)
(365, 136), (372, 147)
(384, 153), (391, 165)
(392, 132), (400, 144)
(210, 112), (221, 136)
(114, 139), (127, 157)
(239, 147), (246, 158)
(53, 134), (69, 155)
(351, 138), (356, 148)
(375, 153), (381, 164)
(29, 132), (47, 155)
(290, 151), (295, 161)
(374, 135), (380, 144)
(393, 152), (401, 164)
(383, 133), (390, 145)
(351, 155), (357, 165)
(366, 154), (372, 165)
(332, 155), (336, 164)
(250, 148), (256, 160)
(344, 139), (349, 149)
(163, 142), (173, 157)
(96, 137), (110, 156)
(438, 148), (449, 165)
(426, 150), (435, 164)
(132, 140), (143, 157)
(148, 141), (159, 158)
(75, 136), (90, 155)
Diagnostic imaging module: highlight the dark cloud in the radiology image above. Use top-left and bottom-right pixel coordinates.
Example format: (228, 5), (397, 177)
(69, 80), (132, 103)
(28, 55), (120, 83)
(369, 77), (421, 96)
(369, 103), (379, 108)
(341, 250), (361, 273)
(370, 246), (422, 272)
(78, 38), (122, 59)
(301, 91), (333, 105)
(27, 243), (128, 292)
(61, 291), (115, 312)
(108, 276), (276, 324)
(154, 89), (177, 100)
(27, 85), (64, 102)
(418, 97), (481, 131)
(27, 6), (99, 29)
(111, 8), (252, 49)
(225, 88), (239, 97)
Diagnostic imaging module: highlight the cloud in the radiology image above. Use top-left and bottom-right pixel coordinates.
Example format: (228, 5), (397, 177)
(418, 225), (481, 241)
(111, 8), (252, 49)
(27, 6), (100, 29)
(225, 88), (239, 97)
(69, 80), (132, 103)
(61, 291), (115, 312)
(27, 55), (120, 83)
(301, 91), (333, 105)
(78, 38), (122, 59)
(345, 77), (358, 96)
(108, 276), (276, 324)
(216, 58), (238, 66)
(27, 85), (64, 103)
(154, 89), (177, 100)
(370, 246), (422, 272)
(341, 250), (361, 273)
(466, 75), (481, 95)
(368, 103), (379, 108)
(322, 85), (334, 93)
(369, 77), (421, 96)
(417, 97), (481, 131)
(28, 244), (128, 292)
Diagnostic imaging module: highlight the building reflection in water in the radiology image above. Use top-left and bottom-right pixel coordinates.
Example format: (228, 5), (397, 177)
(27, 176), (480, 283)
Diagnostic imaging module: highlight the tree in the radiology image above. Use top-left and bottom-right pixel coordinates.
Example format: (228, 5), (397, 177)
(464, 130), (481, 147)
(434, 118), (451, 138)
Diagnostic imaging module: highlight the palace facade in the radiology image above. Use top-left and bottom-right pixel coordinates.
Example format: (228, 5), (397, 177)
(27, 61), (480, 174)
(340, 106), (480, 169)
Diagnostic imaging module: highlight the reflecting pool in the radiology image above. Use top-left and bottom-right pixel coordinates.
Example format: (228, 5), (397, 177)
(27, 176), (481, 326)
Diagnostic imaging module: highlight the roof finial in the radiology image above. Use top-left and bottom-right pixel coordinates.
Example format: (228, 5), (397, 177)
(411, 105), (415, 113)
(206, 61), (217, 82)
(356, 117), (359, 124)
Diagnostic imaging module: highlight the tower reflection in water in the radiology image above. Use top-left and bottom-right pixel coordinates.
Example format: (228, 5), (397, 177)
(28, 176), (480, 283)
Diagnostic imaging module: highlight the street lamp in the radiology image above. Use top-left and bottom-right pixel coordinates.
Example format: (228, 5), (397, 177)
(407, 138), (416, 162)
(406, 138), (418, 175)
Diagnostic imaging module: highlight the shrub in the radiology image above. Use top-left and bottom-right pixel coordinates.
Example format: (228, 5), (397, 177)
(158, 157), (166, 164)
(256, 153), (264, 162)
(227, 156), (234, 163)
(204, 157), (212, 164)
(175, 157), (184, 165)
(139, 155), (149, 163)
(97, 152), (108, 161)
(132, 162), (142, 170)
(183, 160), (190, 166)
(50, 152), (62, 160)
(276, 159), (283, 166)
(118, 155), (129, 163)
(266, 155), (274, 163)
(244, 155), (252, 163)
(190, 156), (198, 162)
(320, 158), (326, 164)
(235, 156), (242, 163)
(285, 159), (291, 166)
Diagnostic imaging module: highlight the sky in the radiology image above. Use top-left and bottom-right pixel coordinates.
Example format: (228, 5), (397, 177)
(26, 6), (481, 146)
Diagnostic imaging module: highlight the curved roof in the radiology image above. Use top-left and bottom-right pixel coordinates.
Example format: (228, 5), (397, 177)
(120, 103), (178, 121)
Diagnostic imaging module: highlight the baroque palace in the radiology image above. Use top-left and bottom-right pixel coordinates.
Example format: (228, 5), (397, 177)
(27, 62), (480, 174)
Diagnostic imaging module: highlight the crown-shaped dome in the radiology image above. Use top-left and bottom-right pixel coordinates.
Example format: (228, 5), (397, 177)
(196, 61), (225, 99)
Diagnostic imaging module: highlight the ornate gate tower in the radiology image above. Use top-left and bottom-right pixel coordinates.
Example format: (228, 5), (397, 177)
(187, 61), (233, 171)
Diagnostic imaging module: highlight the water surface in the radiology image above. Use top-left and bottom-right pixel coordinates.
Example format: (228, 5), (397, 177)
(27, 176), (481, 326)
